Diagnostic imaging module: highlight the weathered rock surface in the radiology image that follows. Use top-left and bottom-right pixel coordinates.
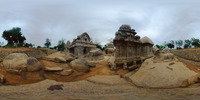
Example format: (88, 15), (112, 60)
(162, 53), (174, 61)
(44, 66), (63, 72)
(3, 53), (28, 73)
(70, 59), (89, 72)
(108, 55), (116, 70)
(56, 69), (73, 76)
(129, 57), (198, 88)
(6, 69), (22, 74)
(26, 57), (42, 72)
(44, 52), (67, 61)
(55, 57), (66, 63)
(88, 48), (104, 61)
(86, 75), (128, 85)
(0, 48), (56, 62)
(40, 60), (70, 71)
(162, 48), (170, 53)
(44, 52), (76, 63)
(66, 56), (76, 62)
(0, 74), (5, 84)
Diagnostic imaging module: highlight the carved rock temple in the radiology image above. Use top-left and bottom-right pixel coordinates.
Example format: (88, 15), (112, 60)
(65, 32), (96, 57)
(112, 24), (154, 70)
(105, 43), (115, 54)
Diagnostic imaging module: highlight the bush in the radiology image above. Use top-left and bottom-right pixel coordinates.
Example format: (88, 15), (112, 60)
(37, 46), (41, 48)
(3, 45), (16, 48)
(176, 47), (182, 49)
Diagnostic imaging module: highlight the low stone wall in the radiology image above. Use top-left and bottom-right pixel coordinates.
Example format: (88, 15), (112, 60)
(0, 48), (57, 61)
(171, 49), (200, 62)
(171, 49), (200, 66)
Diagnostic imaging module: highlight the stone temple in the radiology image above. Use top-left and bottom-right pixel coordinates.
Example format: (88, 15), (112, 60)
(105, 43), (115, 55)
(111, 24), (154, 70)
(65, 32), (96, 57)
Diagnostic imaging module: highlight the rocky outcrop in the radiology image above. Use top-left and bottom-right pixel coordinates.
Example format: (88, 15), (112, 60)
(70, 59), (89, 73)
(88, 48), (104, 61)
(44, 52), (76, 63)
(129, 56), (198, 88)
(0, 48), (56, 62)
(0, 74), (6, 84)
(56, 69), (73, 76)
(3, 53), (28, 73)
(44, 66), (63, 72)
(3, 53), (43, 73)
(55, 57), (66, 63)
(26, 57), (42, 72)
(108, 55), (116, 70)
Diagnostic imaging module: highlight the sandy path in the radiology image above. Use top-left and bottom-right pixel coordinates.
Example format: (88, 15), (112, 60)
(1, 75), (200, 100)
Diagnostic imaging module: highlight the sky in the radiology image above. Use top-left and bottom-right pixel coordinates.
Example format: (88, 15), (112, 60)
(0, 0), (200, 47)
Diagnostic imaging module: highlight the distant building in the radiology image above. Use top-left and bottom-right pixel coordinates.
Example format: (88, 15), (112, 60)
(65, 32), (96, 57)
(105, 43), (115, 54)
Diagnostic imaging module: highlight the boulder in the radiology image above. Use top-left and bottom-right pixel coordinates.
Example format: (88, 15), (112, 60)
(70, 59), (89, 73)
(88, 64), (96, 68)
(129, 57), (198, 88)
(44, 52), (76, 63)
(44, 52), (67, 61)
(153, 47), (159, 54)
(44, 66), (63, 72)
(26, 57), (42, 72)
(6, 69), (22, 75)
(40, 60), (70, 70)
(56, 69), (73, 76)
(66, 56), (76, 62)
(181, 74), (200, 87)
(0, 74), (6, 84)
(162, 48), (170, 53)
(162, 53), (174, 62)
(89, 48), (102, 56)
(55, 57), (66, 63)
(3, 53), (28, 73)
(88, 48), (104, 61)
(108, 55), (116, 70)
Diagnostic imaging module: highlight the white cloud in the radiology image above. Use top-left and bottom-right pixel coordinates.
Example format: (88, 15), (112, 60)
(0, 0), (200, 47)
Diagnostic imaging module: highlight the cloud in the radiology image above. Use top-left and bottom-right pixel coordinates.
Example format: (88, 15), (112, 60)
(0, 0), (200, 47)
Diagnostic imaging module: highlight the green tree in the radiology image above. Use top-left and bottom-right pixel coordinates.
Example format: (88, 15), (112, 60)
(191, 38), (200, 48)
(2, 27), (26, 46)
(155, 45), (166, 50)
(37, 46), (41, 48)
(24, 43), (34, 48)
(175, 40), (183, 48)
(57, 39), (65, 51)
(44, 38), (51, 48)
(184, 39), (191, 48)
(95, 43), (102, 50)
(167, 43), (174, 49)
(170, 40), (175, 45)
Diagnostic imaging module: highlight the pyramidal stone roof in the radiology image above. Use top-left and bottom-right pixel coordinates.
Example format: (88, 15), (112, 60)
(140, 36), (154, 45)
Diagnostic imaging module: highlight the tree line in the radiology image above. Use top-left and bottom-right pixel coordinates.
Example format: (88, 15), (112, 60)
(1, 27), (66, 51)
(1, 27), (108, 51)
(156, 38), (200, 50)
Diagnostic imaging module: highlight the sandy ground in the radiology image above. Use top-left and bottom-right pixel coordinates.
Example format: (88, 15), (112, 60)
(1, 75), (200, 100)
